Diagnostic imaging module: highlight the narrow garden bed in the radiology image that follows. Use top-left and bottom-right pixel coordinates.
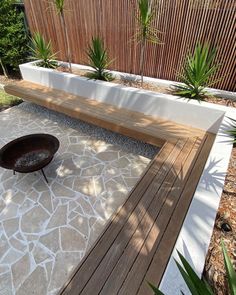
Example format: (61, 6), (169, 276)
(204, 144), (236, 294)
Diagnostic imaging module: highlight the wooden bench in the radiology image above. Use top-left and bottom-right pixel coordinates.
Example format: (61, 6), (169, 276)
(4, 81), (204, 147)
(4, 81), (215, 295)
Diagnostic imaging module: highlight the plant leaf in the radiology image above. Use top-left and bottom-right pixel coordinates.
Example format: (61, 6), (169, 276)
(221, 240), (236, 295)
(147, 282), (165, 295)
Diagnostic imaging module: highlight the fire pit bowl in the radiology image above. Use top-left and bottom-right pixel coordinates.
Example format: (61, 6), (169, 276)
(0, 134), (59, 182)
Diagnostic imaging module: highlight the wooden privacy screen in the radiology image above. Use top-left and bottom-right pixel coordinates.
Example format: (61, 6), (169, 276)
(24, 0), (235, 91)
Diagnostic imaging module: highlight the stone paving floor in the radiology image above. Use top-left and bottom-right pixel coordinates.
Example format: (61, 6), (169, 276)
(0, 102), (158, 295)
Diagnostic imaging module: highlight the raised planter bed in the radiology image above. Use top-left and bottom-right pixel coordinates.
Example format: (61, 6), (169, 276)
(20, 61), (227, 133)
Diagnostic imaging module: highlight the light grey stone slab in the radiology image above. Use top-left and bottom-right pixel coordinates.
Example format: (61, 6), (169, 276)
(39, 229), (60, 254)
(16, 266), (48, 295)
(60, 227), (86, 251)
(11, 253), (31, 289)
(21, 205), (50, 233)
(47, 204), (67, 229)
(48, 252), (81, 292)
(3, 217), (19, 238)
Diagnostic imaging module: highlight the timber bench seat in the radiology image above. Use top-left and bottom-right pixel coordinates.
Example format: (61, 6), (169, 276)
(4, 81), (205, 147)
(4, 81), (215, 295)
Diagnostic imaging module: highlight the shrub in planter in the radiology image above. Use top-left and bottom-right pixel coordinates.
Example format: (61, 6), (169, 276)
(149, 241), (236, 295)
(174, 44), (219, 101)
(227, 118), (236, 144)
(29, 32), (58, 69)
(0, 0), (30, 76)
(85, 37), (114, 82)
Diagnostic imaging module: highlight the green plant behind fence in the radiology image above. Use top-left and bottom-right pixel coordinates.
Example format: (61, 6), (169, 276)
(174, 43), (219, 101)
(86, 37), (114, 81)
(29, 32), (58, 69)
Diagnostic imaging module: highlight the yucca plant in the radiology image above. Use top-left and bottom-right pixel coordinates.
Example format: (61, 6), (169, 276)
(29, 32), (57, 69)
(86, 37), (114, 81)
(135, 0), (162, 86)
(174, 43), (218, 101)
(149, 240), (236, 295)
(227, 118), (236, 143)
(52, 0), (72, 72)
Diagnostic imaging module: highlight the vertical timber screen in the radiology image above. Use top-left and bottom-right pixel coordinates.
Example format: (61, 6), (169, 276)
(24, 0), (235, 91)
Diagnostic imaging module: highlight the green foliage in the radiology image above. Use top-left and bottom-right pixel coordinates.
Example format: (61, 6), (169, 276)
(29, 32), (57, 69)
(227, 118), (236, 143)
(174, 251), (214, 295)
(136, 0), (161, 44)
(221, 241), (236, 295)
(0, 0), (29, 72)
(149, 241), (236, 295)
(86, 37), (114, 81)
(148, 282), (165, 295)
(136, 0), (161, 85)
(0, 90), (22, 109)
(174, 43), (218, 101)
(53, 0), (65, 15)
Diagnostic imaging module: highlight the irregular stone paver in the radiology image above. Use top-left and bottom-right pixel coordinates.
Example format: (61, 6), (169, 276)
(39, 229), (60, 254)
(48, 252), (81, 292)
(0, 103), (157, 295)
(11, 253), (31, 289)
(47, 204), (67, 229)
(60, 227), (86, 251)
(21, 205), (50, 233)
(3, 217), (19, 237)
(16, 266), (48, 295)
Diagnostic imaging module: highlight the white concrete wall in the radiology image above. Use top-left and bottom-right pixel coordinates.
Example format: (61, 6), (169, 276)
(20, 62), (225, 134)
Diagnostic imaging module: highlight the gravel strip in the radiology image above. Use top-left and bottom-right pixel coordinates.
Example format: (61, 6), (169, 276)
(16, 102), (159, 159)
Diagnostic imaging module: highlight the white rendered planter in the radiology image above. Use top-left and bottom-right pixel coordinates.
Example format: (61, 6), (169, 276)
(19, 61), (236, 294)
(20, 61), (227, 133)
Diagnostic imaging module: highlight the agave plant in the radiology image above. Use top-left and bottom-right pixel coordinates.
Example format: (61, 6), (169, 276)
(135, 0), (162, 86)
(174, 43), (218, 101)
(29, 32), (57, 69)
(149, 241), (236, 295)
(227, 118), (236, 143)
(86, 37), (114, 81)
(52, 0), (72, 72)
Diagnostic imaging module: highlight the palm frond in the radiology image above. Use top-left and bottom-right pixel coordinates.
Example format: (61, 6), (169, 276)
(226, 117), (236, 143)
(29, 32), (58, 69)
(174, 43), (219, 101)
(221, 240), (236, 295)
(86, 37), (114, 81)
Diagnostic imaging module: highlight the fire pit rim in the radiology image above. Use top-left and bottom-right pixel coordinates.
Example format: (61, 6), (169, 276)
(0, 133), (60, 173)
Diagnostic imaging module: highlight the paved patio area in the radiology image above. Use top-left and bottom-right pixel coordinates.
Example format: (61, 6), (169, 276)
(0, 102), (158, 295)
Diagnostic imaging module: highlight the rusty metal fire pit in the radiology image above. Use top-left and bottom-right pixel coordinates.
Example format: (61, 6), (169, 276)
(0, 134), (59, 183)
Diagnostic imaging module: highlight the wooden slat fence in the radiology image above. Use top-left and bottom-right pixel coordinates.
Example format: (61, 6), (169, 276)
(23, 0), (235, 91)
